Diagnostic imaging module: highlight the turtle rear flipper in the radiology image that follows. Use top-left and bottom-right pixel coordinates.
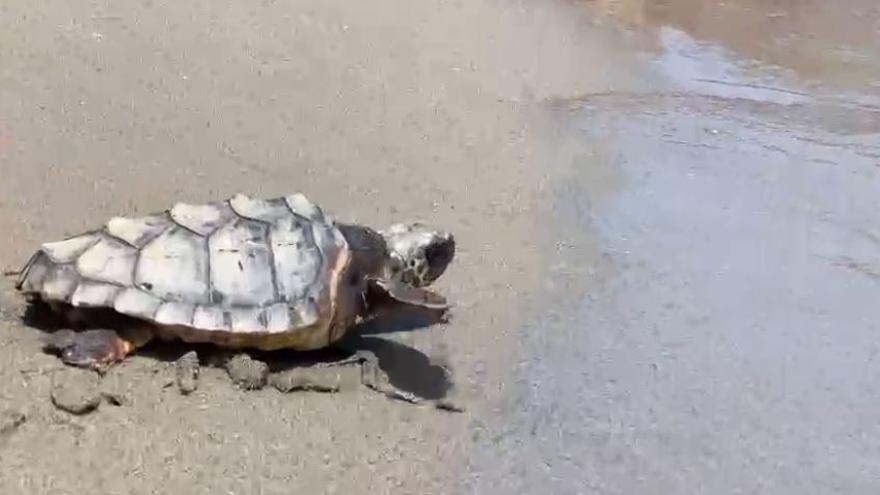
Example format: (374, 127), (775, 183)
(43, 326), (154, 371)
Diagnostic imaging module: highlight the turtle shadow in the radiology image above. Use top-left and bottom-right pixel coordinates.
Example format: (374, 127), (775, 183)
(228, 308), (454, 400)
(258, 334), (453, 401)
(355, 303), (450, 336)
(351, 334), (453, 401)
(21, 301), (454, 401)
(21, 300), (70, 332)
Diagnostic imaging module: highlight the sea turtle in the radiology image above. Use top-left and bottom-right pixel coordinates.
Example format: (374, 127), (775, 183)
(14, 193), (455, 386)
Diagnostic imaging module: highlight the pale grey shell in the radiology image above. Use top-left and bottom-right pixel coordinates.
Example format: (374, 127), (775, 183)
(16, 193), (351, 349)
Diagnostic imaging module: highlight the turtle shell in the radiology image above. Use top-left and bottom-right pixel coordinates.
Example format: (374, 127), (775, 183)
(16, 193), (357, 351)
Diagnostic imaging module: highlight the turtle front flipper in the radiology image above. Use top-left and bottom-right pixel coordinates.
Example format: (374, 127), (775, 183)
(44, 326), (154, 371)
(318, 348), (464, 412)
(366, 278), (449, 311)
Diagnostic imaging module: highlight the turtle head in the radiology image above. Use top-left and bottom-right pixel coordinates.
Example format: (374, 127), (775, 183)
(381, 222), (455, 287)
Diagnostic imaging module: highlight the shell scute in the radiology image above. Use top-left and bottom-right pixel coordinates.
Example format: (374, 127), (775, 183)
(284, 194), (325, 221)
(270, 216), (322, 303)
(17, 192), (356, 350)
(114, 288), (163, 320)
(192, 305), (226, 330)
(76, 237), (137, 286)
(106, 215), (170, 247)
(71, 282), (121, 308)
(40, 264), (80, 302)
(208, 218), (277, 307)
(170, 201), (235, 236)
(41, 233), (100, 263)
(155, 301), (196, 326)
(230, 193), (292, 223)
(136, 227), (210, 304)
(228, 307), (266, 332)
(263, 303), (292, 332)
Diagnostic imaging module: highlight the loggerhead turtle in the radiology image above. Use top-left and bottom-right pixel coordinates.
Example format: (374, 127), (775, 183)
(14, 193), (455, 388)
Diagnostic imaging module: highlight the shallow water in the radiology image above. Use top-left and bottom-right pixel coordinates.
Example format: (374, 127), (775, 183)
(464, 1), (880, 492)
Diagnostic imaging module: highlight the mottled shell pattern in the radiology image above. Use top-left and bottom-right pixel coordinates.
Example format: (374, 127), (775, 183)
(16, 193), (354, 351)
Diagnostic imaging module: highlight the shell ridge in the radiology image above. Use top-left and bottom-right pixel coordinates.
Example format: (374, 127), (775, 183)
(203, 212), (234, 307)
(71, 281), (124, 307)
(76, 236), (110, 276)
(169, 200), (238, 237)
(307, 222), (326, 296)
(205, 222), (214, 306)
(41, 231), (102, 264)
(166, 209), (208, 239)
(198, 234), (210, 313)
(263, 220), (282, 305)
(133, 246), (142, 294)
(101, 226), (138, 249)
(280, 195), (312, 223)
(77, 276), (126, 287)
(227, 194), (277, 226)
(74, 234), (140, 287)
(227, 195), (247, 220)
(165, 205), (232, 309)
(102, 220), (170, 249)
(57, 230), (102, 243)
(227, 198), (279, 227)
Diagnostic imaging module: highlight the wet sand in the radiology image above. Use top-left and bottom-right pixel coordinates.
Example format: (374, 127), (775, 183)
(2, 0), (880, 493)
